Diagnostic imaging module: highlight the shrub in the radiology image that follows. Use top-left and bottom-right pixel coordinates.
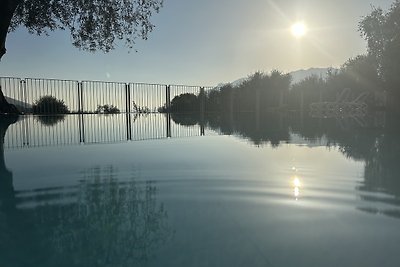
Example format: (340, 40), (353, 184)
(170, 93), (199, 113)
(132, 101), (150, 113)
(96, 104), (120, 114)
(32, 95), (69, 114)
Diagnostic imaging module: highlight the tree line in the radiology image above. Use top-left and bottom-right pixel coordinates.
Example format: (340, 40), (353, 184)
(167, 0), (400, 114)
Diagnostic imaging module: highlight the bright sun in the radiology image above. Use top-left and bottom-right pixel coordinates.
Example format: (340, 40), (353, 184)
(291, 22), (307, 38)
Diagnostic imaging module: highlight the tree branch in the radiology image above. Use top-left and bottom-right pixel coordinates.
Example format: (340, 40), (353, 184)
(0, 0), (22, 60)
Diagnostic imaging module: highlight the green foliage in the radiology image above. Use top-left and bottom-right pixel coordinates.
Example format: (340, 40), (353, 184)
(169, 93), (199, 113)
(289, 75), (328, 109)
(205, 71), (291, 113)
(32, 95), (69, 114)
(96, 104), (120, 114)
(133, 101), (151, 113)
(359, 1), (400, 90)
(289, 54), (384, 110)
(9, 0), (163, 53)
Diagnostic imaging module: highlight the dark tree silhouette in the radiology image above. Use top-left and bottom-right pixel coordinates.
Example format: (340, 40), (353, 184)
(32, 95), (69, 114)
(359, 1), (400, 110)
(0, 115), (18, 213)
(0, 0), (163, 113)
(169, 93), (199, 113)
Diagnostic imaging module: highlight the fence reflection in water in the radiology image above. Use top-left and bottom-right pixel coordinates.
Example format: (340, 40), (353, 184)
(4, 114), (203, 149)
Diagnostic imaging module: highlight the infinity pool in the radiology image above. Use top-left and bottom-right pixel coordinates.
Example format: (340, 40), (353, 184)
(1, 114), (399, 267)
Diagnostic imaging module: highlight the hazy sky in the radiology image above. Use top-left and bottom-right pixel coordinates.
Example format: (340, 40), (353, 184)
(0, 0), (393, 86)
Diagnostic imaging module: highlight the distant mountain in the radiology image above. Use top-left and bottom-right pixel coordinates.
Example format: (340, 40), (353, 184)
(290, 67), (336, 85)
(5, 96), (32, 112)
(214, 77), (247, 89)
(230, 77), (247, 87)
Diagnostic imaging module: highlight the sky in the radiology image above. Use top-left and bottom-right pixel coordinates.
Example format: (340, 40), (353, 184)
(0, 0), (394, 86)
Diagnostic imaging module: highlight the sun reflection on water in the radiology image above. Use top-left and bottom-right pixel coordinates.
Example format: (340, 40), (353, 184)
(291, 175), (302, 201)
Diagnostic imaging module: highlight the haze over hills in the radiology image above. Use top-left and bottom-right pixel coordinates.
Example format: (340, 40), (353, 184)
(217, 67), (336, 89)
(290, 67), (336, 84)
(5, 96), (32, 112)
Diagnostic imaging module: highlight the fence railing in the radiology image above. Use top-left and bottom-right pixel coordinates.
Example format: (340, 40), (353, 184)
(0, 77), (213, 114)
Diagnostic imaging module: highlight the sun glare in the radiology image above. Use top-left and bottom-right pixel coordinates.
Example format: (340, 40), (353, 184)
(292, 176), (302, 200)
(293, 176), (301, 187)
(291, 22), (307, 38)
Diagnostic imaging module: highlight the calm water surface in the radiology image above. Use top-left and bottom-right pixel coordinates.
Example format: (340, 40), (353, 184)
(1, 114), (399, 267)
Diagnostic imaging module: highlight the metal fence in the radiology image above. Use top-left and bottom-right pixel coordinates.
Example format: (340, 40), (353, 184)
(0, 77), (213, 114)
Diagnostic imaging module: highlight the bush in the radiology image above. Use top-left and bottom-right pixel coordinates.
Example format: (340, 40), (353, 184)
(96, 104), (120, 114)
(132, 101), (150, 113)
(170, 93), (199, 113)
(32, 95), (69, 114)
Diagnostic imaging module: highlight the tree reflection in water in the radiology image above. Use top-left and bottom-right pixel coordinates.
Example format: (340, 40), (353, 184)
(173, 111), (400, 219)
(0, 164), (171, 267)
(2, 110), (400, 267)
(36, 115), (66, 126)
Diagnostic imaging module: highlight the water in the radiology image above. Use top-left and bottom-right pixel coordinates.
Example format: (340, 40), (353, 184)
(1, 113), (399, 267)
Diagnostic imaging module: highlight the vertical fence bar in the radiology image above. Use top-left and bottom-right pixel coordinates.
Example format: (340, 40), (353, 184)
(20, 79), (27, 112)
(80, 82), (84, 113)
(78, 82), (83, 143)
(166, 85), (171, 111)
(200, 87), (205, 136)
(81, 82), (85, 143)
(77, 81), (86, 143)
(125, 83), (131, 114)
(125, 83), (132, 140)
(166, 113), (171, 138)
(77, 82), (81, 113)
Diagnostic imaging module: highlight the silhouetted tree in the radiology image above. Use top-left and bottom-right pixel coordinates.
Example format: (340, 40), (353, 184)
(95, 104), (120, 114)
(359, 1), (400, 110)
(289, 75), (327, 110)
(169, 93), (199, 113)
(289, 55), (383, 111)
(205, 84), (234, 113)
(32, 95), (69, 114)
(0, 115), (18, 212)
(206, 71), (291, 114)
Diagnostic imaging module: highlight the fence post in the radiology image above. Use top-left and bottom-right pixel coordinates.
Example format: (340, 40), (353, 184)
(165, 85), (171, 137)
(199, 87), (205, 114)
(199, 87), (205, 136)
(166, 113), (171, 138)
(166, 85), (171, 111)
(125, 83), (131, 113)
(20, 79), (27, 113)
(125, 83), (132, 140)
(80, 82), (84, 113)
(77, 82), (81, 113)
(77, 81), (85, 143)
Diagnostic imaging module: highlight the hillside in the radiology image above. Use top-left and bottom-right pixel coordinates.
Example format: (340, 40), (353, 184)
(217, 67), (337, 89)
